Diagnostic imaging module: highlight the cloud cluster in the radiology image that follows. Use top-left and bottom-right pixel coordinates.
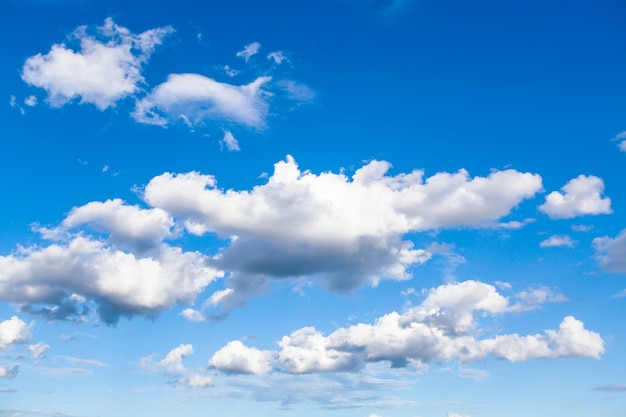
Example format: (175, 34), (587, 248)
(22, 18), (173, 109)
(208, 281), (602, 375)
(143, 156), (541, 309)
(539, 175), (612, 219)
(0, 157), (547, 321)
(21, 20), (312, 142)
(0, 235), (222, 323)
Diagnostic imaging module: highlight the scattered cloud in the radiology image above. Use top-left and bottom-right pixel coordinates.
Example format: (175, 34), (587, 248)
(21, 18), (173, 110)
(267, 51), (288, 65)
(220, 129), (241, 151)
(209, 340), (274, 375)
(593, 229), (626, 274)
(24, 95), (37, 106)
(132, 74), (272, 129)
(0, 317), (31, 349)
(208, 280), (603, 376)
(236, 42), (261, 62)
(447, 412), (471, 417)
(571, 224), (592, 232)
(610, 289), (626, 299)
(28, 342), (50, 362)
(593, 384), (626, 392)
(539, 175), (612, 219)
(540, 235), (576, 248)
(457, 367), (489, 381)
(0, 366), (19, 379)
(140, 344), (212, 388)
(612, 131), (626, 152)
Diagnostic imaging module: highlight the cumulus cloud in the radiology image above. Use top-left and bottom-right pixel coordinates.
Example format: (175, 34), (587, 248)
(593, 229), (626, 274)
(61, 199), (174, 252)
(539, 175), (612, 219)
(0, 316), (31, 349)
(209, 281), (603, 375)
(539, 235), (576, 248)
(143, 156), (542, 307)
(209, 340), (274, 375)
(0, 236), (222, 323)
(132, 74), (271, 129)
(21, 18), (173, 110)
(236, 42), (261, 61)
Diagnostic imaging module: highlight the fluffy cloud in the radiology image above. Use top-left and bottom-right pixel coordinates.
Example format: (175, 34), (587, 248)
(0, 316), (31, 349)
(593, 229), (626, 274)
(61, 199), (174, 252)
(132, 74), (271, 128)
(0, 236), (222, 323)
(209, 340), (274, 375)
(141, 344), (212, 388)
(21, 18), (173, 110)
(143, 156), (541, 306)
(209, 281), (603, 375)
(539, 175), (612, 219)
(539, 235), (576, 248)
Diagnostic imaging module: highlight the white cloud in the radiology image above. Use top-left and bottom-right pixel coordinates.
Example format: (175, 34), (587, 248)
(209, 281), (603, 375)
(539, 235), (576, 248)
(593, 229), (626, 274)
(0, 365), (19, 379)
(267, 51), (288, 65)
(61, 199), (174, 252)
(143, 157), (542, 305)
(457, 367), (489, 381)
(24, 95), (37, 106)
(447, 412), (471, 417)
(236, 42), (261, 61)
(28, 342), (50, 362)
(0, 236), (223, 323)
(132, 73), (271, 129)
(0, 316), (31, 349)
(221, 129), (240, 151)
(159, 344), (193, 374)
(539, 175), (612, 219)
(140, 344), (212, 388)
(613, 131), (626, 152)
(209, 340), (274, 375)
(510, 287), (567, 311)
(278, 80), (316, 103)
(21, 18), (173, 110)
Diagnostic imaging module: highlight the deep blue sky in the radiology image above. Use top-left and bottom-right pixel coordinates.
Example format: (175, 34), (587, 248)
(1, 1), (625, 416)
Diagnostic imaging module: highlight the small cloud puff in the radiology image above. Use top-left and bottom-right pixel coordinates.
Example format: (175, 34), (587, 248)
(540, 235), (576, 248)
(539, 175), (612, 219)
(236, 42), (261, 62)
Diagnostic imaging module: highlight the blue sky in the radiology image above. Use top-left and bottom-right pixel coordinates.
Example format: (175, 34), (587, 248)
(1, 0), (626, 416)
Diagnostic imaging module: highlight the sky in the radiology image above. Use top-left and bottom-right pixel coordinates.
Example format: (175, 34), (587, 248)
(1, 0), (626, 416)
